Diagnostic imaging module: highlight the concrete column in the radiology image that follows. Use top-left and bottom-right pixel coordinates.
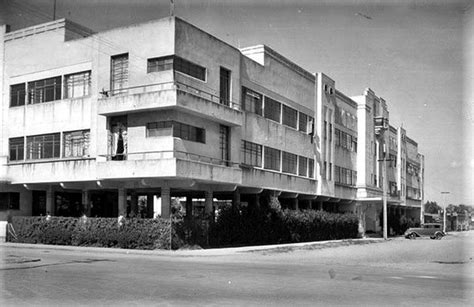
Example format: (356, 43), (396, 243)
(161, 187), (171, 218)
(46, 186), (54, 215)
(118, 188), (126, 216)
(232, 190), (241, 210)
(185, 196), (193, 221)
(205, 191), (213, 215)
(82, 190), (90, 216)
(294, 198), (299, 210)
(318, 201), (323, 211)
(146, 193), (154, 218)
(130, 192), (138, 217)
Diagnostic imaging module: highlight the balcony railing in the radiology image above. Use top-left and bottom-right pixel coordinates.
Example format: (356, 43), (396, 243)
(99, 150), (240, 167)
(100, 81), (241, 111)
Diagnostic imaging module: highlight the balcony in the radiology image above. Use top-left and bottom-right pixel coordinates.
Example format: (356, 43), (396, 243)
(97, 81), (243, 126)
(97, 151), (242, 184)
(241, 167), (317, 194)
(6, 158), (96, 184)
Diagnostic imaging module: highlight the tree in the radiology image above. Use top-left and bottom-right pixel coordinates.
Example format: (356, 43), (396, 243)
(424, 201), (441, 214)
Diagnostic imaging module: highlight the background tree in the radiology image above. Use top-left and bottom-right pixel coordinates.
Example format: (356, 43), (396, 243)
(424, 201), (441, 214)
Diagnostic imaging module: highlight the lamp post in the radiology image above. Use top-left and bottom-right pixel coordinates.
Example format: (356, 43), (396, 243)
(441, 192), (450, 233)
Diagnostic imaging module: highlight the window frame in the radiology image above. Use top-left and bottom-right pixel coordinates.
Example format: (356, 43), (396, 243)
(9, 137), (25, 162)
(26, 133), (61, 160)
(241, 140), (262, 167)
(282, 151), (297, 174)
(264, 146), (281, 172)
(10, 83), (26, 107)
(63, 130), (90, 158)
(264, 96), (281, 123)
(64, 70), (91, 99)
(282, 105), (298, 129)
(28, 76), (62, 104)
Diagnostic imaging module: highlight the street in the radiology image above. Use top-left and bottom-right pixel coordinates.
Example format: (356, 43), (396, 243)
(1, 232), (473, 306)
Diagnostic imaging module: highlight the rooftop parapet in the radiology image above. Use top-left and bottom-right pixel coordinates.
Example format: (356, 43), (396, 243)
(4, 18), (95, 42)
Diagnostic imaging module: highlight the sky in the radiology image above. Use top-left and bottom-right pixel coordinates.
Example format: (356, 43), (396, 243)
(1, 0), (472, 207)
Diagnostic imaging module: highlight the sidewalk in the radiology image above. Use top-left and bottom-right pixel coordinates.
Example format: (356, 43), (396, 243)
(0, 237), (385, 257)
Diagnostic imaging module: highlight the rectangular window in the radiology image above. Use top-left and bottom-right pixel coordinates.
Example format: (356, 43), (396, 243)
(264, 97), (281, 123)
(26, 133), (60, 160)
(147, 121), (205, 143)
(334, 166), (340, 183)
(242, 87), (263, 115)
(323, 161), (327, 179)
(329, 124), (332, 142)
(64, 71), (91, 98)
(9, 137), (24, 161)
(282, 105), (298, 129)
(28, 76), (62, 104)
(299, 113), (308, 132)
(0, 192), (20, 210)
(10, 83), (26, 107)
(324, 121), (327, 140)
(241, 140), (262, 167)
(329, 163), (332, 180)
(148, 55), (206, 81)
(63, 130), (90, 158)
(352, 137), (358, 152)
(282, 151), (297, 174)
(298, 156), (308, 177)
(146, 121), (173, 137)
(308, 158), (315, 178)
(111, 53), (129, 95)
(264, 147), (281, 171)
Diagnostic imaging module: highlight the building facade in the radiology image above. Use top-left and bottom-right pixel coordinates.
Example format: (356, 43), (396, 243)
(0, 17), (424, 235)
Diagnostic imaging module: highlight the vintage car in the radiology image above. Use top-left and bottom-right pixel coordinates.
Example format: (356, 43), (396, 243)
(404, 223), (445, 240)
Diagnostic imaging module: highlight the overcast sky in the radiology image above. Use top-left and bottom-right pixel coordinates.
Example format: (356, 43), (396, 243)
(1, 0), (472, 206)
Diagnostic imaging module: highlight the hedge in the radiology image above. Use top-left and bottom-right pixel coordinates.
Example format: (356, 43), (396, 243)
(9, 216), (183, 250)
(208, 205), (359, 247)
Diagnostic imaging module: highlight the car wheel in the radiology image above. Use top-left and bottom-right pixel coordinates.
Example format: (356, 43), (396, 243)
(435, 232), (443, 240)
(409, 233), (416, 239)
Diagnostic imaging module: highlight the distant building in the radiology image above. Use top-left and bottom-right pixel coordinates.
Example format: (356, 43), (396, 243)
(0, 17), (424, 235)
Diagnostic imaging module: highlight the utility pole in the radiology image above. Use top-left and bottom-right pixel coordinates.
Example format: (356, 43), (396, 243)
(53, 0), (57, 20)
(441, 191), (450, 233)
(382, 147), (388, 240)
(170, 0), (175, 16)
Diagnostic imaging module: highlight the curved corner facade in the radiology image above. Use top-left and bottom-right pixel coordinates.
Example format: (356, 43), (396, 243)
(0, 17), (424, 235)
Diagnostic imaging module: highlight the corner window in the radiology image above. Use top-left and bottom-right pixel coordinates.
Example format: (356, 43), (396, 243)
(148, 55), (206, 81)
(0, 192), (20, 210)
(9, 137), (24, 161)
(264, 97), (281, 123)
(242, 87), (263, 116)
(64, 71), (91, 98)
(10, 83), (26, 107)
(282, 105), (297, 129)
(63, 130), (90, 158)
(26, 133), (60, 160)
(28, 76), (62, 104)
(147, 121), (205, 143)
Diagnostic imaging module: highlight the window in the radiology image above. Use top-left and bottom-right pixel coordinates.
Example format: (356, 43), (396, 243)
(264, 97), (281, 123)
(147, 56), (173, 72)
(64, 71), (91, 98)
(334, 166), (357, 185)
(308, 158), (314, 178)
(264, 147), (281, 171)
(10, 83), (26, 107)
(389, 181), (398, 196)
(282, 151), (297, 174)
(111, 53), (129, 95)
(241, 140), (262, 167)
(329, 163), (332, 180)
(0, 192), (20, 210)
(28, 76), (62, 104)
(242, 87), (263, 115)
(323, 161), (327, 179)
(147, 121), (205, 143)
(148, 55), (206, 81)
(282, 105), (297, 129)
(329, 124), (332, 142)
(9, 137), (24, 161)
(26, 133), (60, 160)
(324, 121), (327, 140)
(299, 113), (308, 132)
(63, 130), (90, 158)
(146, 121), (173, 137)
(298, 156), (308, 177)
(352, 137), (358, 152)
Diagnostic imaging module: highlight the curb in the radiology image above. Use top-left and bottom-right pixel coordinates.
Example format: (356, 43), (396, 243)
(0, 237), (386, 257)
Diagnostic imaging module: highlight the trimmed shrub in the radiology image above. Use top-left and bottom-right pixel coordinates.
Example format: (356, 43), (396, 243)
(9, 216), (183, 250)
